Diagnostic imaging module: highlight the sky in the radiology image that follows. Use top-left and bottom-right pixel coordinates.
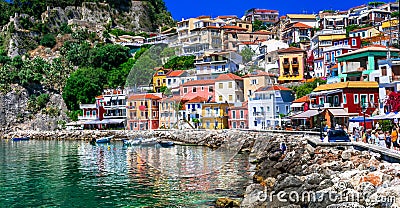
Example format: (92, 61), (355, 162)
(163, 0), (394, 20)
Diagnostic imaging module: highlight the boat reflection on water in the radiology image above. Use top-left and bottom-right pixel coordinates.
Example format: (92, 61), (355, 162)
(77, 142), (250, 207)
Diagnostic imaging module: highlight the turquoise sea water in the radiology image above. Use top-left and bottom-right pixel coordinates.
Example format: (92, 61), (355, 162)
(0, 140), (250, 207)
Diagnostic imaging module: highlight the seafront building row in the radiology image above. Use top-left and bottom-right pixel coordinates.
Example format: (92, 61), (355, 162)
(75, 1), (400, 131)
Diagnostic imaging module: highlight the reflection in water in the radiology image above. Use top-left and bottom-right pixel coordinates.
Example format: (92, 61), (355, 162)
(0, 140), (250, 207)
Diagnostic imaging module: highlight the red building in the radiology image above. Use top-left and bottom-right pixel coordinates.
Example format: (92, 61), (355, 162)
(127, 94), (162, 130)
(309, 81), (379, 128)
(180, 79), (215, 101)
(228, 102), (248, 129)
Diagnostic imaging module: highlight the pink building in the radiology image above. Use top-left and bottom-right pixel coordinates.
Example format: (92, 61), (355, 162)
(228, 102), (249, 129)
(180, 79), (216, 101)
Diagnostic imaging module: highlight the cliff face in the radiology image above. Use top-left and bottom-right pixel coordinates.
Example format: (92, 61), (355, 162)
(0, 85), (69, 132)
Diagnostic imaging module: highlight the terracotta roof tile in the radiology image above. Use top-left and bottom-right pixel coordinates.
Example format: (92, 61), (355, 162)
(242, 70), (276, 78)
(221, 25), (248, 31)
(292, 22), (312, 29)
(293, 95), (310, 103)
(182, 79), (216, 86)
(186, 96), (208, 103)
(167, 70), (185, 77)
(128, 94), (162, 100)
(217, 15), (238, 19)
(277, 47), (305, 53)
(216, 73), (243, 81)
(313, 81), (378, 92)
(256, 85), (292, 92)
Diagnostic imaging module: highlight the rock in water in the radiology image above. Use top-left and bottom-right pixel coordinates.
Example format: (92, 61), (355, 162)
(216, 198), (240, 207)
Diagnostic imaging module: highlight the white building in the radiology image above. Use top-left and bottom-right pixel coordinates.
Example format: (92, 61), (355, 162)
(215, 73), (244, 103)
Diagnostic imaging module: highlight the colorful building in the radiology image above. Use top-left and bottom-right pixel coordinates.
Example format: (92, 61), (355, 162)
(228, 102), (249, 129)
(152, 67), (171, 93)
(201, 102), (231, 129)
(242, 70), (276, 101)
(126, 94), (161, 130)
(180, 79), (215, 101)
(248, 85), (295, 130)
(184, 96), (208, 128)
(337, 46), (400, 82)
(215, 73), (244, 103)
(244, 9), (279, 27)
(194, 52), (242, 80)
(158, 96), (188, 129)
(277, 47), (307, 83)
(293, 81), (379, 129)
(166, 70), (196, 94)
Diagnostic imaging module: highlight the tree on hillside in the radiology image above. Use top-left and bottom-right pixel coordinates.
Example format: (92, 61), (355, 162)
(253, 19), (266, 32)
(63, 67), (107, 111)
(240, 46), (255, 63)
(88, 44), (130, 71)
(289, 78), (327, 99)
(368, 1), (385, 8)
(163, 55), (195, 70)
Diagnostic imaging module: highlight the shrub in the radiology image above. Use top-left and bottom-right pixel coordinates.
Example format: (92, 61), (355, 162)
(40, 34), (56, 48)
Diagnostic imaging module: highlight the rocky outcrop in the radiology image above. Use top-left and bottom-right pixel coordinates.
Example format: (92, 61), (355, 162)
(0, 85), (69, 133)
(241, 134), (400, 208)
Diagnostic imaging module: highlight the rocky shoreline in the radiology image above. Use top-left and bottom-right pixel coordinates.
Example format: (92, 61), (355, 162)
(1, 129), (255, 149)
(240, 134), (400, 208)
(3, 129), (400, 207)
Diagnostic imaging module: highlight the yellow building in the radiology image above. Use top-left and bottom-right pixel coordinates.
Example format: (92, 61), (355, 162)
(349, 27), (381, 40)
(277, 47), (307, 83)
(127, 94), (161, 130)
(152, 67), (170, 93)
(201, 103), (231, 129)
(242, 70), (276, 101)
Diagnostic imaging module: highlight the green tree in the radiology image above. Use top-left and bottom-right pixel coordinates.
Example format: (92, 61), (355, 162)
(290, 78), (327, 99)
(240, 46), (255, 63)
(163, 55), (195, 70)
(63, 67), (107, 110)
(252, 19), (267, 32)
(368, 1), (385, 7)
(60, 41), (91, 67)
(40, 34), (56, 48)
(88, 44), (130, 71)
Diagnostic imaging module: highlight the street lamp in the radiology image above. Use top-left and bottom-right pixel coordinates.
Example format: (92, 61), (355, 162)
(318, 106), (324, 140)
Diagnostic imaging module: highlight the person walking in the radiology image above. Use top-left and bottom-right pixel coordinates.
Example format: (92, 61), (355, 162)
(385, 131), (392, 149)
(378, 130), (386, 147)
(391, 127), (398, 150)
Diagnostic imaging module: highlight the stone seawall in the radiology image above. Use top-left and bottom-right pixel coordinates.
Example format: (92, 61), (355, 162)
(1, 129), (260, 149)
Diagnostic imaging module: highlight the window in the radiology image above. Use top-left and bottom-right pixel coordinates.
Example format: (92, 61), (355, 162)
(219, 95), (223, 101)
(344, 40), (348, 45)
(248, 90), (252, 96)
(232, 110), (236, 119)
(382, 66), (387, 76)
(276, 106), (279, 113)
(240, 110), (244, 119)
(92, 110), (96, 117)
(319, 97), (324, 105)
(352, 39), (356, 46)
(240, 121), (245, 128)
(183, 88), (188, 94)
(251, 79), (258, 85)
(229, 95), (233, 101)
(219, 83), (223, 89)
(228, 82), (233, 88)
(86, 111), (90, 117)
(362, 32), (365, 37)
(254, 121), (257, 127)
(360, 94), (367, 106)
(267, 106), (270, 112)
(339, 41), (343, 45)
(343, 94), (347, 104)
(201, 86), (204, 91)
(286, 105), (289, 113)
(337, 50), (341, 56)
(369, 94), (374, 106)
(134, 122), (137, 128)
(354, 94), (359, 104)
(209, 86), (214, 92)
(193, 87), (197, 93)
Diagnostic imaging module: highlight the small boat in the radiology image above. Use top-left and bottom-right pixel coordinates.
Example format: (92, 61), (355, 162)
(12, 137), (30, 141)
(96, 136), (114, 143)
(140, 137), (158, 146)
(159, 141), (174, 147)
(123, 138), (142, 146)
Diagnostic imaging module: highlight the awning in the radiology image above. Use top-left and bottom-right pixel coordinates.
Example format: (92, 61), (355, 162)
(349, 116), (372, 122)
(290, 103), (304, 108)
(291, 109), (320, 119)
(370, 114), (390, 120)
(84, 119), (108, 125)
(310, 89), (342, 96)
(328, 109), (358, 117)
(66, 121), (85, 126)
(385, 112), (400, 119)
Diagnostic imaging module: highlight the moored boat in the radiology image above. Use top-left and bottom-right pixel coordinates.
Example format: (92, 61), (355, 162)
(140, 137), (158, 146)
(159, 141), (174, 147)
(12, 137), (30, 141)
(96, 135), (114, 143)
(123, 138), (142, 146)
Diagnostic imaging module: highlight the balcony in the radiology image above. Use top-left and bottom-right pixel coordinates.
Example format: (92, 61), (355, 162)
(291, 61), (299, 67)
(283, 62), (290, 68)
(78, 115), (97, 120)
(253, 112), (266, 117)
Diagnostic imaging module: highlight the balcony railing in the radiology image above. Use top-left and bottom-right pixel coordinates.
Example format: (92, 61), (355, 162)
(253, 112), (267, 117)
(78, 116), (97, 120)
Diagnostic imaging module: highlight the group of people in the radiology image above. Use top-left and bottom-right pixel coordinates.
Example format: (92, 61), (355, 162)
(352, 124), (400, 150)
